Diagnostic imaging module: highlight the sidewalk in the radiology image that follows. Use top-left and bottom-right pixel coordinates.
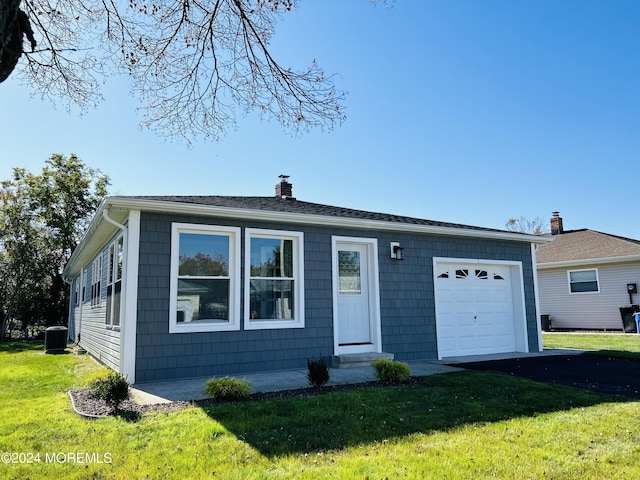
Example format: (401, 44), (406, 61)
(131, 361), (461, 405)
(130, 349), (584, 405)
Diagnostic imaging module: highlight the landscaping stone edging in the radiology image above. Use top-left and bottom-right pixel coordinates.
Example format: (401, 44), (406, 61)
(68, 391), (109, 419)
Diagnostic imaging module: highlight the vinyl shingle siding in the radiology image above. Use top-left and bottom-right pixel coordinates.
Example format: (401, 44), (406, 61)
(134, 212), (540, 382)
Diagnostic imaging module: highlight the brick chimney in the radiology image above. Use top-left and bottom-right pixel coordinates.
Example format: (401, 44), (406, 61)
(275, 175), (294, 199)
(550, 211), (564, 235)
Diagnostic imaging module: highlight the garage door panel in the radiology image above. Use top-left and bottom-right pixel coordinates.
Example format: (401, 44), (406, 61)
(436, 261), (517, 358)
(475, 288), (493, 303)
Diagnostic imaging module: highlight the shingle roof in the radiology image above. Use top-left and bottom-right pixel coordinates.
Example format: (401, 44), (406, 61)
(536, 229), (640, 264)
(122, 195), (514, 235)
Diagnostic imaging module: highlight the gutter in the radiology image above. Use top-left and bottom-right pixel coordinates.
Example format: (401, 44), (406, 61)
(102, 207), (127, 233)
(537, 255), (640, 269)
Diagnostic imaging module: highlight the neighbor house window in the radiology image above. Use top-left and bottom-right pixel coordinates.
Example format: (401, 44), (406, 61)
(90, 256), (102, 307)
(244, 228), (304, 330)
(106, 235), (124, 327)
(169, 223), (240, 333)
(568, 269), (599, 293)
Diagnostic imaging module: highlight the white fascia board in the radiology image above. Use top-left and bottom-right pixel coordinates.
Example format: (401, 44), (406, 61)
(537, 255), (640, 270)
(65, 196), (550, 281)
(106, 197), (552, 244)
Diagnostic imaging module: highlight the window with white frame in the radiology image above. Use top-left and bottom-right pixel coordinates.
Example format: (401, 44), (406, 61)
(245, 229), (304, 329)
(72, 277), (80, 307)
(82, 267), (88, 303)
(106, 235), (124, 327)
(90, 256), (102, 307)
(568, 268), (599, 293)
(169, 223), (240, 333)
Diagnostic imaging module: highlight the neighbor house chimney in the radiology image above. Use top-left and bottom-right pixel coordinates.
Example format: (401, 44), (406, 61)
(550, 211), (564, 235)
(275, 174), (294, 199)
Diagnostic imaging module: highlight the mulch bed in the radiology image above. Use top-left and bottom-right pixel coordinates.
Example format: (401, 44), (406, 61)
(69, 379), (406, 418)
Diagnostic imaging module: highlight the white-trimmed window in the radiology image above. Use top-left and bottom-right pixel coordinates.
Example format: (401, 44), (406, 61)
(82, 267), (88, 303)
(72, 277), (80, 307)
(170, 223), (240, 333)
(568, 268), (599, 293)
(244, 228), (304, 330)
(90, 256), (102, 307)
(106, 235), (124, 327)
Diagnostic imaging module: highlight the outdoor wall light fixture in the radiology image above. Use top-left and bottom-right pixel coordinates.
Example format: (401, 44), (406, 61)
(390, 242), (405, 260)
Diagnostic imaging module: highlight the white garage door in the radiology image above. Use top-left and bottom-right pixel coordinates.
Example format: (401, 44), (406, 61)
(435, 262), (517, 358)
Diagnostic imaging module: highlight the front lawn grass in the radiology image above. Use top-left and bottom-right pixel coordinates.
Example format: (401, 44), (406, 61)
(543, 332), (640, 361)
(2, 340), (640, 479)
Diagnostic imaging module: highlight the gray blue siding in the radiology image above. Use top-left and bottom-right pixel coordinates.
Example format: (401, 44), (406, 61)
(135, 212), (539, 382)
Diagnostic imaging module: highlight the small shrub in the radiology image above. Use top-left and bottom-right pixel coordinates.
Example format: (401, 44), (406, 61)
(91, 371), (130, 412)
(83, 369), (112, 389)
(307, 357), (330, 387)
(204, 377), (251, 401)
(372, 359), (411, 384)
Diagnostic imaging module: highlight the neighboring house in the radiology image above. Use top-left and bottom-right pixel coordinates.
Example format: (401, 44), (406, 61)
(62, 178), (550, 384)
(536, 212), (640, 330)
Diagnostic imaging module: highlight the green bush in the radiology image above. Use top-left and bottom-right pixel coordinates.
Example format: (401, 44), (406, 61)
(372, 359), (411, 384)
(307, 357), (330, 387)
(90, 371), (130, 412)
(203, 377), (251, 401)
(82, 368), (112, 389)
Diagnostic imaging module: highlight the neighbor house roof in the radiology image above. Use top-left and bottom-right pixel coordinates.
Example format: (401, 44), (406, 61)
(63, 195), (550, 280)
(536, 229), (640, 268)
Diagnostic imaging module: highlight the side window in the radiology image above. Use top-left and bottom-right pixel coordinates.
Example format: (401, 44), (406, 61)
(169, 224), (240, 333)
(568, 269), (599, 293)
(73, 277), (80, 306)
(106, 235), (124, 327)
(244, 229), (305, 330)
(90, 256), (102, 307)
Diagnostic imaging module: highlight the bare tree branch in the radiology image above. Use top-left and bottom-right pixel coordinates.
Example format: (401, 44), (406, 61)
(1, 0), (347, 143)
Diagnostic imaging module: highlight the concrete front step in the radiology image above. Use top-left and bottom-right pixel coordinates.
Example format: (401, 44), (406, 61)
(332, 352), (394, 369)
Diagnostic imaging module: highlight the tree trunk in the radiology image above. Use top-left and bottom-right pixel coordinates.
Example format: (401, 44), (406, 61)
(0, 0), (25, 83)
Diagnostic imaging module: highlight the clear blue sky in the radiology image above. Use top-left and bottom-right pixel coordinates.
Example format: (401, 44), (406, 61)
(1, 0), (638, 238)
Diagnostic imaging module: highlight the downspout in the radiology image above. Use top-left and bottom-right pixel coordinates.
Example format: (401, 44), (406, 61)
(63, 274), (79, 344)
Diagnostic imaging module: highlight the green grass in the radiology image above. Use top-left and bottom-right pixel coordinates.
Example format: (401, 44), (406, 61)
(543, 332), (640, 361)
(2, 339), (640, 478)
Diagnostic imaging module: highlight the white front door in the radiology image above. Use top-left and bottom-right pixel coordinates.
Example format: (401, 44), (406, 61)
(332, 237), (381, 355)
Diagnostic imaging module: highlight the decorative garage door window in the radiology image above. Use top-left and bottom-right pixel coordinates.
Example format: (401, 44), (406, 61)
(244, 229), (305, 330)
(438, 269), (505, 280)
(170, 223), (240, 333)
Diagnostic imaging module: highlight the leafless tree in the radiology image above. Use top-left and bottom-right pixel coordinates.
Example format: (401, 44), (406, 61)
(505, 216), (548, 235)
(0, 0), (348, 142)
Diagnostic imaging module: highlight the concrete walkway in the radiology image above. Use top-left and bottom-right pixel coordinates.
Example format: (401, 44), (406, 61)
(130, 348), (584, 405)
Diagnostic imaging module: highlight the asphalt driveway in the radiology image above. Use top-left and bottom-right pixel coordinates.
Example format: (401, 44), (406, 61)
(455, 354), (640, 399)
